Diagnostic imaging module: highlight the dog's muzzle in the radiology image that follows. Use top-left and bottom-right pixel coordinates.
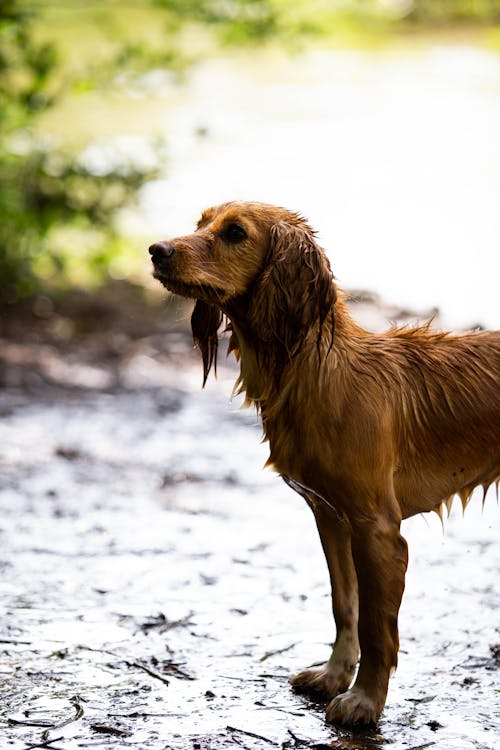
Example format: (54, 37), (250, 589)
(149, 241), (175, 267)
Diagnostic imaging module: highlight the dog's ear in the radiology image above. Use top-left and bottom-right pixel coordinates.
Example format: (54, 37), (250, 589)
(249, 220), (336, 357)
(191, 300), (223, 387)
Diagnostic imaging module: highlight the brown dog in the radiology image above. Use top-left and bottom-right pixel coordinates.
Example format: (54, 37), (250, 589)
(149, 201), (500, 726)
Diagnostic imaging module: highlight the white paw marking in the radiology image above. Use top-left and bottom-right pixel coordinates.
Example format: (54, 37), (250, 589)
(290, 630), (359, 699)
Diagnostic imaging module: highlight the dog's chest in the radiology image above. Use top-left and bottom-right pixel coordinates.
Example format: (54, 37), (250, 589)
(262, 382), (334, 480)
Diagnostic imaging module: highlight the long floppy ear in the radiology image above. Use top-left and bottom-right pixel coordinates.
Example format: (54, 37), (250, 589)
(191, 300), (223, 387)
(249, 220), (336, 357)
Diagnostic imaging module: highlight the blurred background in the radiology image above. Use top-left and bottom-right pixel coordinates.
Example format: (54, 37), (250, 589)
(1, 4), (500, 748)
(1, 0), (500, 331)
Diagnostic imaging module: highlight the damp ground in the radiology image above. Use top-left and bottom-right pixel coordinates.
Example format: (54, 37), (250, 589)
(0, 290), (498, 750)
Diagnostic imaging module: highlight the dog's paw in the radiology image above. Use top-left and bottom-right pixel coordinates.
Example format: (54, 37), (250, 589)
(325, 687), (380, 726)
(290, 662), (353, 700)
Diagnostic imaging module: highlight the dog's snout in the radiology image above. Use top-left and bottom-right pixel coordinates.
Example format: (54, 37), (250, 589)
(149, 241), (175, 264)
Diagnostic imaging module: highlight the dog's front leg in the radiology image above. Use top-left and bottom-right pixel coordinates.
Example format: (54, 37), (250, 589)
(326, 512), (408, 726)
(291, 503), (359, 699)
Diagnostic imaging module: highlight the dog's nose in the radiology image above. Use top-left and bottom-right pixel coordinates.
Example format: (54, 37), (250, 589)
(149, 241), (175, 264)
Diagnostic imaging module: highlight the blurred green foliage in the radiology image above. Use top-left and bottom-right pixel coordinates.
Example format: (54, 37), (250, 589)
(0, 0), (296, 308)
(0, 1), (159, 306)
(1, 0), (500, 308)
(403, 1), (500, 24)
(155, 0), (279, 42)
(155, 0), (500, 39)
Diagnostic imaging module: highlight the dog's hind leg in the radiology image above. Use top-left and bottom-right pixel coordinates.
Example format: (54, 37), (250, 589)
(290, 501), (359, 700)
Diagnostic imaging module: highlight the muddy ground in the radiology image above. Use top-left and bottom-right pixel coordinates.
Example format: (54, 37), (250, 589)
(0, 288), (498, 750)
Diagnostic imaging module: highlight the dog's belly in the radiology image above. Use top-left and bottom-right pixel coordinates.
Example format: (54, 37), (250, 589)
(271, 427), (499, 522)
(265, 389), (500, 522)
(395, 457), (500, 519)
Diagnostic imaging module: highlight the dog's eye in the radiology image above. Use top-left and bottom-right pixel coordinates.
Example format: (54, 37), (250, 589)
(220, 223), (247, 244)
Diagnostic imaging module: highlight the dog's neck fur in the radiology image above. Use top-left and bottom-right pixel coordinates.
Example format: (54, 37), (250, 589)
(226, 288), (358, 403)
(224, 290), (351, 448)
(224, 290), (376, 500)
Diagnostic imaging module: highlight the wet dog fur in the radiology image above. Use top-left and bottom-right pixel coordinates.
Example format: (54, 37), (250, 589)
(149, 201), (500, 726)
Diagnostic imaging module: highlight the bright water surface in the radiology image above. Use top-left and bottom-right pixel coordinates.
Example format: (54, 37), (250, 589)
(139, 44), (500, 329)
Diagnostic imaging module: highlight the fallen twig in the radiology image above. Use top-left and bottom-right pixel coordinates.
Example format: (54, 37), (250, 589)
(116, 611), (194, 634)
(0, 638), (32, 645)
(78, 645), (170, 685)
(124, 659), (170, 685)
(90, 724), (132, 737)
(22, 736), (64, 750)
(226, 725), (278, 745)
(41, 695), (85, 742)
(259, 642), (297, 663)
(146, 612), (194, 633)
(160, 661), (195, 680)
(287, 728), (310, 746)
(109, 711), (188, 718)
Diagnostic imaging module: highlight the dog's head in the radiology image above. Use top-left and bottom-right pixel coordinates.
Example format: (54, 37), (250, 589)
(149, 201), (336, 384)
